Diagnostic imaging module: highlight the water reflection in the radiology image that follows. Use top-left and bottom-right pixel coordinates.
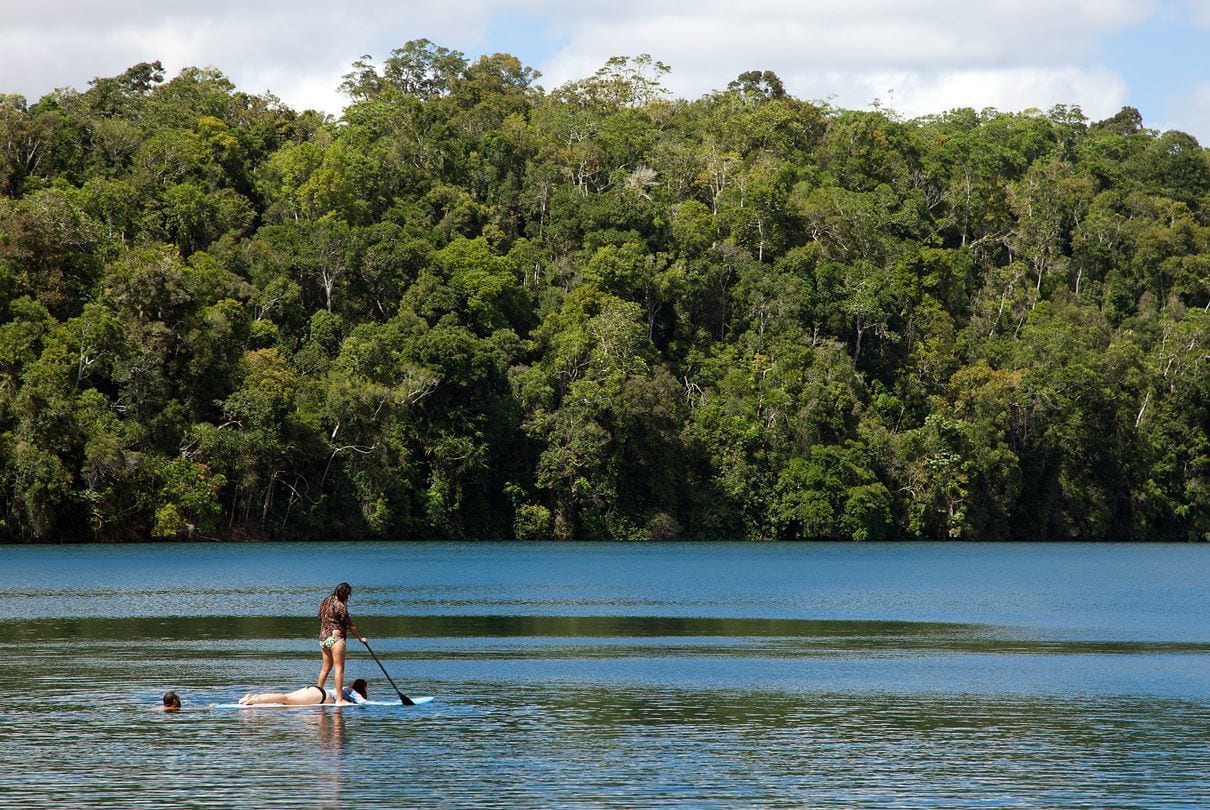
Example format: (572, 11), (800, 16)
(316, 709), (345, 805)
(317, 708), (346, 754)
(8, 614), (1210, 657)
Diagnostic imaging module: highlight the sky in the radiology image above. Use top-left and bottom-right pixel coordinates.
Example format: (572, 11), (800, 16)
(2, 0), (1208, 142)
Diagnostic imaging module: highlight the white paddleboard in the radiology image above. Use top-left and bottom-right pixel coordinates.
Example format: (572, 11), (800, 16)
(213, 696), (433, 709)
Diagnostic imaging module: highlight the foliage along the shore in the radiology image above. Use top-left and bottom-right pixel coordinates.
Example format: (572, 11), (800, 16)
(0, 45), (1206, 542)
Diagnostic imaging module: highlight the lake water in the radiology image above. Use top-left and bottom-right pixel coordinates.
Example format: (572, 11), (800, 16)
(2, 541), (1208, 808)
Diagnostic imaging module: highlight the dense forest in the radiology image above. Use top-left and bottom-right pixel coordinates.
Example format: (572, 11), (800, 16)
(0, 43), (1206, 542)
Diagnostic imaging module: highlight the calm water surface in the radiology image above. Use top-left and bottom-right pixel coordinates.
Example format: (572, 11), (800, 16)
(2, 541), (1208, 808)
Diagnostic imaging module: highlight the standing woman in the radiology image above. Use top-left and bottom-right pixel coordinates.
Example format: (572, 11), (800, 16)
(317, 582), (367, 705)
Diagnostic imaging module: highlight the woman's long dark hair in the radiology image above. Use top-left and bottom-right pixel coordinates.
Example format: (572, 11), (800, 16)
(333, 582), (352, 602)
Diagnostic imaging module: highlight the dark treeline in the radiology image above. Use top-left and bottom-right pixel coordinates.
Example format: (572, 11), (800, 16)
(0, 44), (1206, 542)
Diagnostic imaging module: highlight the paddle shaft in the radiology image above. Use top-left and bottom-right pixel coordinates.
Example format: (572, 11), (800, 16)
(360, 638), (415, 705)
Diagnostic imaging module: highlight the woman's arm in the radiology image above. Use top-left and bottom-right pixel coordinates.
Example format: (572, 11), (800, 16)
(337, 601), (365, 641)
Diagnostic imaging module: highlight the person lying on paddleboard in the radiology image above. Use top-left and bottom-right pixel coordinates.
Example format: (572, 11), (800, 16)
(238, 678), (369, 706)
(317, 582), (368, 704)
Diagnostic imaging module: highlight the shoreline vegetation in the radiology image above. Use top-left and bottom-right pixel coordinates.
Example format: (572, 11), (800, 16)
(0, 42), (1205, 543)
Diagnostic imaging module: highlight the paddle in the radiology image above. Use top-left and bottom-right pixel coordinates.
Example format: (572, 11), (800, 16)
(360, 638), (415, 705)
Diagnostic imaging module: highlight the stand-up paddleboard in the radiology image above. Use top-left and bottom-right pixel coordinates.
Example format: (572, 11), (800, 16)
(213, 696), (433, 709)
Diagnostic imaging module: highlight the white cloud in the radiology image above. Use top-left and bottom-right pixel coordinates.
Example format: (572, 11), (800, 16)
(0, 0), (1164, 127)
(1158, 83), (1210, 144)
(540, 0), (1152, 77)
(536, 0), (1150, 114)
(0, 1), (507, 110)
(869, 67), (1130, 121)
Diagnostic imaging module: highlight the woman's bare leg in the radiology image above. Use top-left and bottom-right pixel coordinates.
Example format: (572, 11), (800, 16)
(239, 691), (290, 705)
(239, 686), (325, 706)
(318, 644), (333, 688)
(332, 638), (350, 703)
(283, 686), (326, 705)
